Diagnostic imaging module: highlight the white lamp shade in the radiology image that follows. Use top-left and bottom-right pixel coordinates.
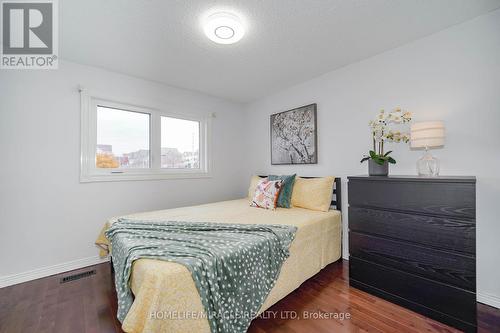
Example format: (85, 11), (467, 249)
(410, 121), (445, 148)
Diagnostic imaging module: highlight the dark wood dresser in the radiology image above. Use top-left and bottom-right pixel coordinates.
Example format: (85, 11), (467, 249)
(348, 175), (476, 332)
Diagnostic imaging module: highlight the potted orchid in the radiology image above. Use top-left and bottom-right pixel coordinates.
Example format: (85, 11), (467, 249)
(360, 108), (412, 176)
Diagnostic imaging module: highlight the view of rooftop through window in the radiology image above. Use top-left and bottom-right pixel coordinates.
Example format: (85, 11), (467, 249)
(96, 106), (150, 168)
(161, 116), (200, 169)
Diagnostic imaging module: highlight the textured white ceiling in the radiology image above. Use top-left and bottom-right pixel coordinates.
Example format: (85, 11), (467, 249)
(60, 0), (500, 103)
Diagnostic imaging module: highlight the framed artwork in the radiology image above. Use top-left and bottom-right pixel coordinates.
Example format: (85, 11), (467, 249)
(270, 103), (317, 165)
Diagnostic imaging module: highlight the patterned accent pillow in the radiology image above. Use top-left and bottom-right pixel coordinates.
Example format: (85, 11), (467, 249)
(268, 174), (296, 208)
(250, 179), (283, 210)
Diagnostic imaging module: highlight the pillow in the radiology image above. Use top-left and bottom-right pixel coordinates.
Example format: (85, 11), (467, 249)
(250, 179), (283, 210)
(268, 174), (296, 208)
(291, 176), (335, 212)
(248, 175), (265, 199)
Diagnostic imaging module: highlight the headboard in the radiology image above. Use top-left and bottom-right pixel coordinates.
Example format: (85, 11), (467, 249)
(258, 176), (342, 211)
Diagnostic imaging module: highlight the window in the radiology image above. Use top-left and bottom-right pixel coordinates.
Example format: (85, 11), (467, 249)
(80, 93), (210, 182)
(161, 116), (200, 169)
(96, 106), (150, 169)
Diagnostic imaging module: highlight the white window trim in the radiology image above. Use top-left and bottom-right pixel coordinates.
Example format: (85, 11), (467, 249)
(80, 90), (212, 182)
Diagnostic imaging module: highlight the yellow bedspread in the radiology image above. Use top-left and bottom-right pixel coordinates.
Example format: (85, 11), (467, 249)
(95, 199), (342, 333)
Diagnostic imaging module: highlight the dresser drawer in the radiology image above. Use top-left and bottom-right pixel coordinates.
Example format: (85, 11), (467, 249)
(349, 257), (477, 329)
(348, 179), (475, 219)
(349, 232), (475, 290)
(349, 206), (475, 254)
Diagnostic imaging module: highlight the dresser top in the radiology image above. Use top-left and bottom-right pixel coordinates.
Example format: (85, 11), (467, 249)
(348, 175), (476, 183)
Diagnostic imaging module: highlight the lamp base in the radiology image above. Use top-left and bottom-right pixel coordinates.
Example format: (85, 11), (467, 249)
(417, 149), (440, 177)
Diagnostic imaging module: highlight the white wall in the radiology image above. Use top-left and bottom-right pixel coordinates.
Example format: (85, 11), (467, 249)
(242, 9), (500, 306)
(0, 61), (247, 280)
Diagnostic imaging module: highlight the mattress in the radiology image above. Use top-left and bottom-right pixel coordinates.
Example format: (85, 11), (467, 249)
(95, 199), (342, 333)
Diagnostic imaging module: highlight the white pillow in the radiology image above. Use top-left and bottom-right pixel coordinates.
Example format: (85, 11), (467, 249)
(248, 175), (265, 199)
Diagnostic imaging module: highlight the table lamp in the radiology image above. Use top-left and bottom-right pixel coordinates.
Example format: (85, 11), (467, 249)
(410, 121), (445, 176)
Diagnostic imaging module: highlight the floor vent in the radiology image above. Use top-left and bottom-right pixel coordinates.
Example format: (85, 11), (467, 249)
(60, 269), (96, 283)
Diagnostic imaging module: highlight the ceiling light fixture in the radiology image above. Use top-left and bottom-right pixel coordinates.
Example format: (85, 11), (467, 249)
(203, 12), (245, 44)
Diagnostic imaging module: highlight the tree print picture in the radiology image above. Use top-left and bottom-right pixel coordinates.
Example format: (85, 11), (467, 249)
(270, 104), (317, 165)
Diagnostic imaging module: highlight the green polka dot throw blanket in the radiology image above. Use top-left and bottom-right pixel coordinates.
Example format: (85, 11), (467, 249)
(105, 219), (297, 333)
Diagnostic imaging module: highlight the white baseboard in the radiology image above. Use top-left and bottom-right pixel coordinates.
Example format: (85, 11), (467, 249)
(478, 291), (500, 309)
(0, 255), (109, 288)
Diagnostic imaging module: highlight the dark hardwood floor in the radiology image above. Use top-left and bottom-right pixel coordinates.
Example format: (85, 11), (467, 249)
(0, 260), (498, 333)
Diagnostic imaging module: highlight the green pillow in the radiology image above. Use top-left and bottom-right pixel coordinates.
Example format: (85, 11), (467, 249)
(268, 174), (296, 208)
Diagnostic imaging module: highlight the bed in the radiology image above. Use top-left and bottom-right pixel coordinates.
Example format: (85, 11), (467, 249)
(95, 177), (342, 333)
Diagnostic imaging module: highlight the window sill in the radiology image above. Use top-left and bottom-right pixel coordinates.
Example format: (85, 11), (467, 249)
(80, 171), (212, 183)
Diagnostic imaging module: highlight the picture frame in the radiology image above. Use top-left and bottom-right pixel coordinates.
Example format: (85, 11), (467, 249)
(270, 103), (317, 165)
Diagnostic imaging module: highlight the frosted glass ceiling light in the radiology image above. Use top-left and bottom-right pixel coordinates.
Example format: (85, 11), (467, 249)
(204, 12), (245, 44)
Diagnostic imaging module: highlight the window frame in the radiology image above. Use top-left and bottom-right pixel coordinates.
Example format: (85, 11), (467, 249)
(80, 91), (211, 182)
